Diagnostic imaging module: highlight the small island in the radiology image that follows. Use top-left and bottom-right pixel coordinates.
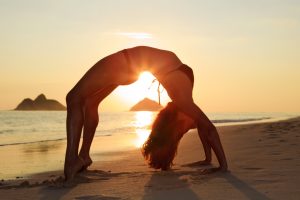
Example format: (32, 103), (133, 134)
(15, 94), (66, 111)
(130, 98), (163, 111)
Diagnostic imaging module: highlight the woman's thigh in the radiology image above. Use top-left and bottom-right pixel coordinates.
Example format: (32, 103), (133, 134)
(84, 85), (117, 109)
(160, 71), (212, 128)
(70, 51), (131, 98)
(160, 70), (194, 105)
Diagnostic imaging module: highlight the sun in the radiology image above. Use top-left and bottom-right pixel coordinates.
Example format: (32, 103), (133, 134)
(138, 71), (156, 88)
(115, 71), (170, 106)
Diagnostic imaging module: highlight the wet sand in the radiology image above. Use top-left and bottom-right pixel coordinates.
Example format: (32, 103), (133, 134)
(1, 117), (300, 199)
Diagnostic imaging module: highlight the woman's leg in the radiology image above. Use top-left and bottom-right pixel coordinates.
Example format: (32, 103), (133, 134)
(180, 101), (227, 170)
(64, 50), (129, 181)
(161, 71), (227, 170)
(64, 90), (86, 180)
(79, 85), (117, 168)
(195, 128), (212, 164)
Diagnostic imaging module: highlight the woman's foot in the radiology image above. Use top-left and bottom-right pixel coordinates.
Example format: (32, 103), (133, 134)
(78, 154), (93, 172)
(64, 157), (85, 181)
(182, 159), (211, 167)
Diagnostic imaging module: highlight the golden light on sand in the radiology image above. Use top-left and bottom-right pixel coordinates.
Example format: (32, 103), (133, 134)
(133, 111), (154, 148)
(115, 71), (161, 105)
(134, 129), (151, 148)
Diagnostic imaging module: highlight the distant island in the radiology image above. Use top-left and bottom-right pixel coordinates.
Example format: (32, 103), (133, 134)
(130, 98), (163, 111)
(15, 94), (66, 111)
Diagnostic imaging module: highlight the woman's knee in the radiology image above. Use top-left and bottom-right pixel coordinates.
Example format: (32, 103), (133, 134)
(85, 114), (99, 128)
(196, 117), (216, 132)
(66, 90), (84, 107)
(197, 121), (217, 141)
(84, 103), (99, 127)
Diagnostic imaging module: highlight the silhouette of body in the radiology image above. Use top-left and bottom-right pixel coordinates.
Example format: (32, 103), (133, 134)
(65, 46), (227, 181)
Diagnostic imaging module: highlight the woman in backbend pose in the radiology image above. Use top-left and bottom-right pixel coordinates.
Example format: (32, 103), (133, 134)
(64, 46), (227, 181)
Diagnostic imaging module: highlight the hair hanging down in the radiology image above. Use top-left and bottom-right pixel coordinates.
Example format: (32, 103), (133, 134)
(142, 102), (185, 170)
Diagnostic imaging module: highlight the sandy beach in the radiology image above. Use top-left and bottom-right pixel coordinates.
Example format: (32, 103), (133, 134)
(1, 117), (300, 200)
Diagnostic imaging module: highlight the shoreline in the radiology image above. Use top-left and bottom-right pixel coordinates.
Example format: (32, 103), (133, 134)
(1, 116), (300, 199)
(0, 114), (296, 148)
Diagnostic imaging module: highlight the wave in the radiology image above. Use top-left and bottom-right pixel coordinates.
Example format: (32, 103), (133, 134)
(0, 129), (14, 134)
(0, 138), (66, 147)
(0, 133), (114, 147)
(212, 117), (271, 124)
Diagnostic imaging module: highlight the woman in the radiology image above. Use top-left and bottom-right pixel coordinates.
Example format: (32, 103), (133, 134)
(64, 46), (227, 181)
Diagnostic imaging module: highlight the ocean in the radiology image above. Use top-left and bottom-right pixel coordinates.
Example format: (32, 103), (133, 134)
(0, 111), (298, 179)
(0, 111), (297, 147)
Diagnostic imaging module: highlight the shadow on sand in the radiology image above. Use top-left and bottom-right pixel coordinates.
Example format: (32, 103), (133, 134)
(223, 173), (271, 200)
(142, 170), (201, 200)
(32, 169), (271, 200)
(142, 169), (271, 200)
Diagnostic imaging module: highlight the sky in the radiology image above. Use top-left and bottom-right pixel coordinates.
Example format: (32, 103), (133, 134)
(0, 0), (299, 112)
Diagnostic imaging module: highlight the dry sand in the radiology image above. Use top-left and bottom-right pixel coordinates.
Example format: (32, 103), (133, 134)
(0, 117), (300, 200)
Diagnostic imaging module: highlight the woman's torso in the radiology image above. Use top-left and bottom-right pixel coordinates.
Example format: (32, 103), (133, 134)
(90, 46), (183, 86)
(125, 46), (183, 82)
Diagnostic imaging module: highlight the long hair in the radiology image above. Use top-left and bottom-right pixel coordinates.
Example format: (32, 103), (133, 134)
(142, 102), (184, 170)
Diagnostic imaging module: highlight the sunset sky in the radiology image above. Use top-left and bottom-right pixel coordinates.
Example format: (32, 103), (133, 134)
(0, 0), (299, 112)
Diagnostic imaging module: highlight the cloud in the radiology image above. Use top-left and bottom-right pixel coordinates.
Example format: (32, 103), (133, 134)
(261, 17), (299, 29)
(114, 32), (153, 40)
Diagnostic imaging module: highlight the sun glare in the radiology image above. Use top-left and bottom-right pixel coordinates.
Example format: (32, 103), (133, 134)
(116, 71), (169, 106)
(135, 110), (153, 128)
(133, 111), (154, 148)
(138, 71), (155, 85)
(135, 129), (151, 148)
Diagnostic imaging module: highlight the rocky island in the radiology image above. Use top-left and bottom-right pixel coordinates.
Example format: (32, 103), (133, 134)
(15, 94), (66, 111)
(130, 98), (163, 111)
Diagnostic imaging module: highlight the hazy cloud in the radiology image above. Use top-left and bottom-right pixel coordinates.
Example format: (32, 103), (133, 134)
(114, 32), (153, 40)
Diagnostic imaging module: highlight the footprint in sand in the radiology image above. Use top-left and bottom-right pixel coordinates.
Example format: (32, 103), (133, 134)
(280, 158), (293, 161)
(266, 133), (280, 139)
(278, 139), (286, 143)
(269, 152), (281, 156)
(75, 195), (122, 200)
(241, 167), (263, 171)
(254, 179), (278, 184)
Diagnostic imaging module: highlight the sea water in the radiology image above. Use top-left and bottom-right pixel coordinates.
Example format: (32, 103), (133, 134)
(0, 111), (297, 147)
(0, 111), (298, 179)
